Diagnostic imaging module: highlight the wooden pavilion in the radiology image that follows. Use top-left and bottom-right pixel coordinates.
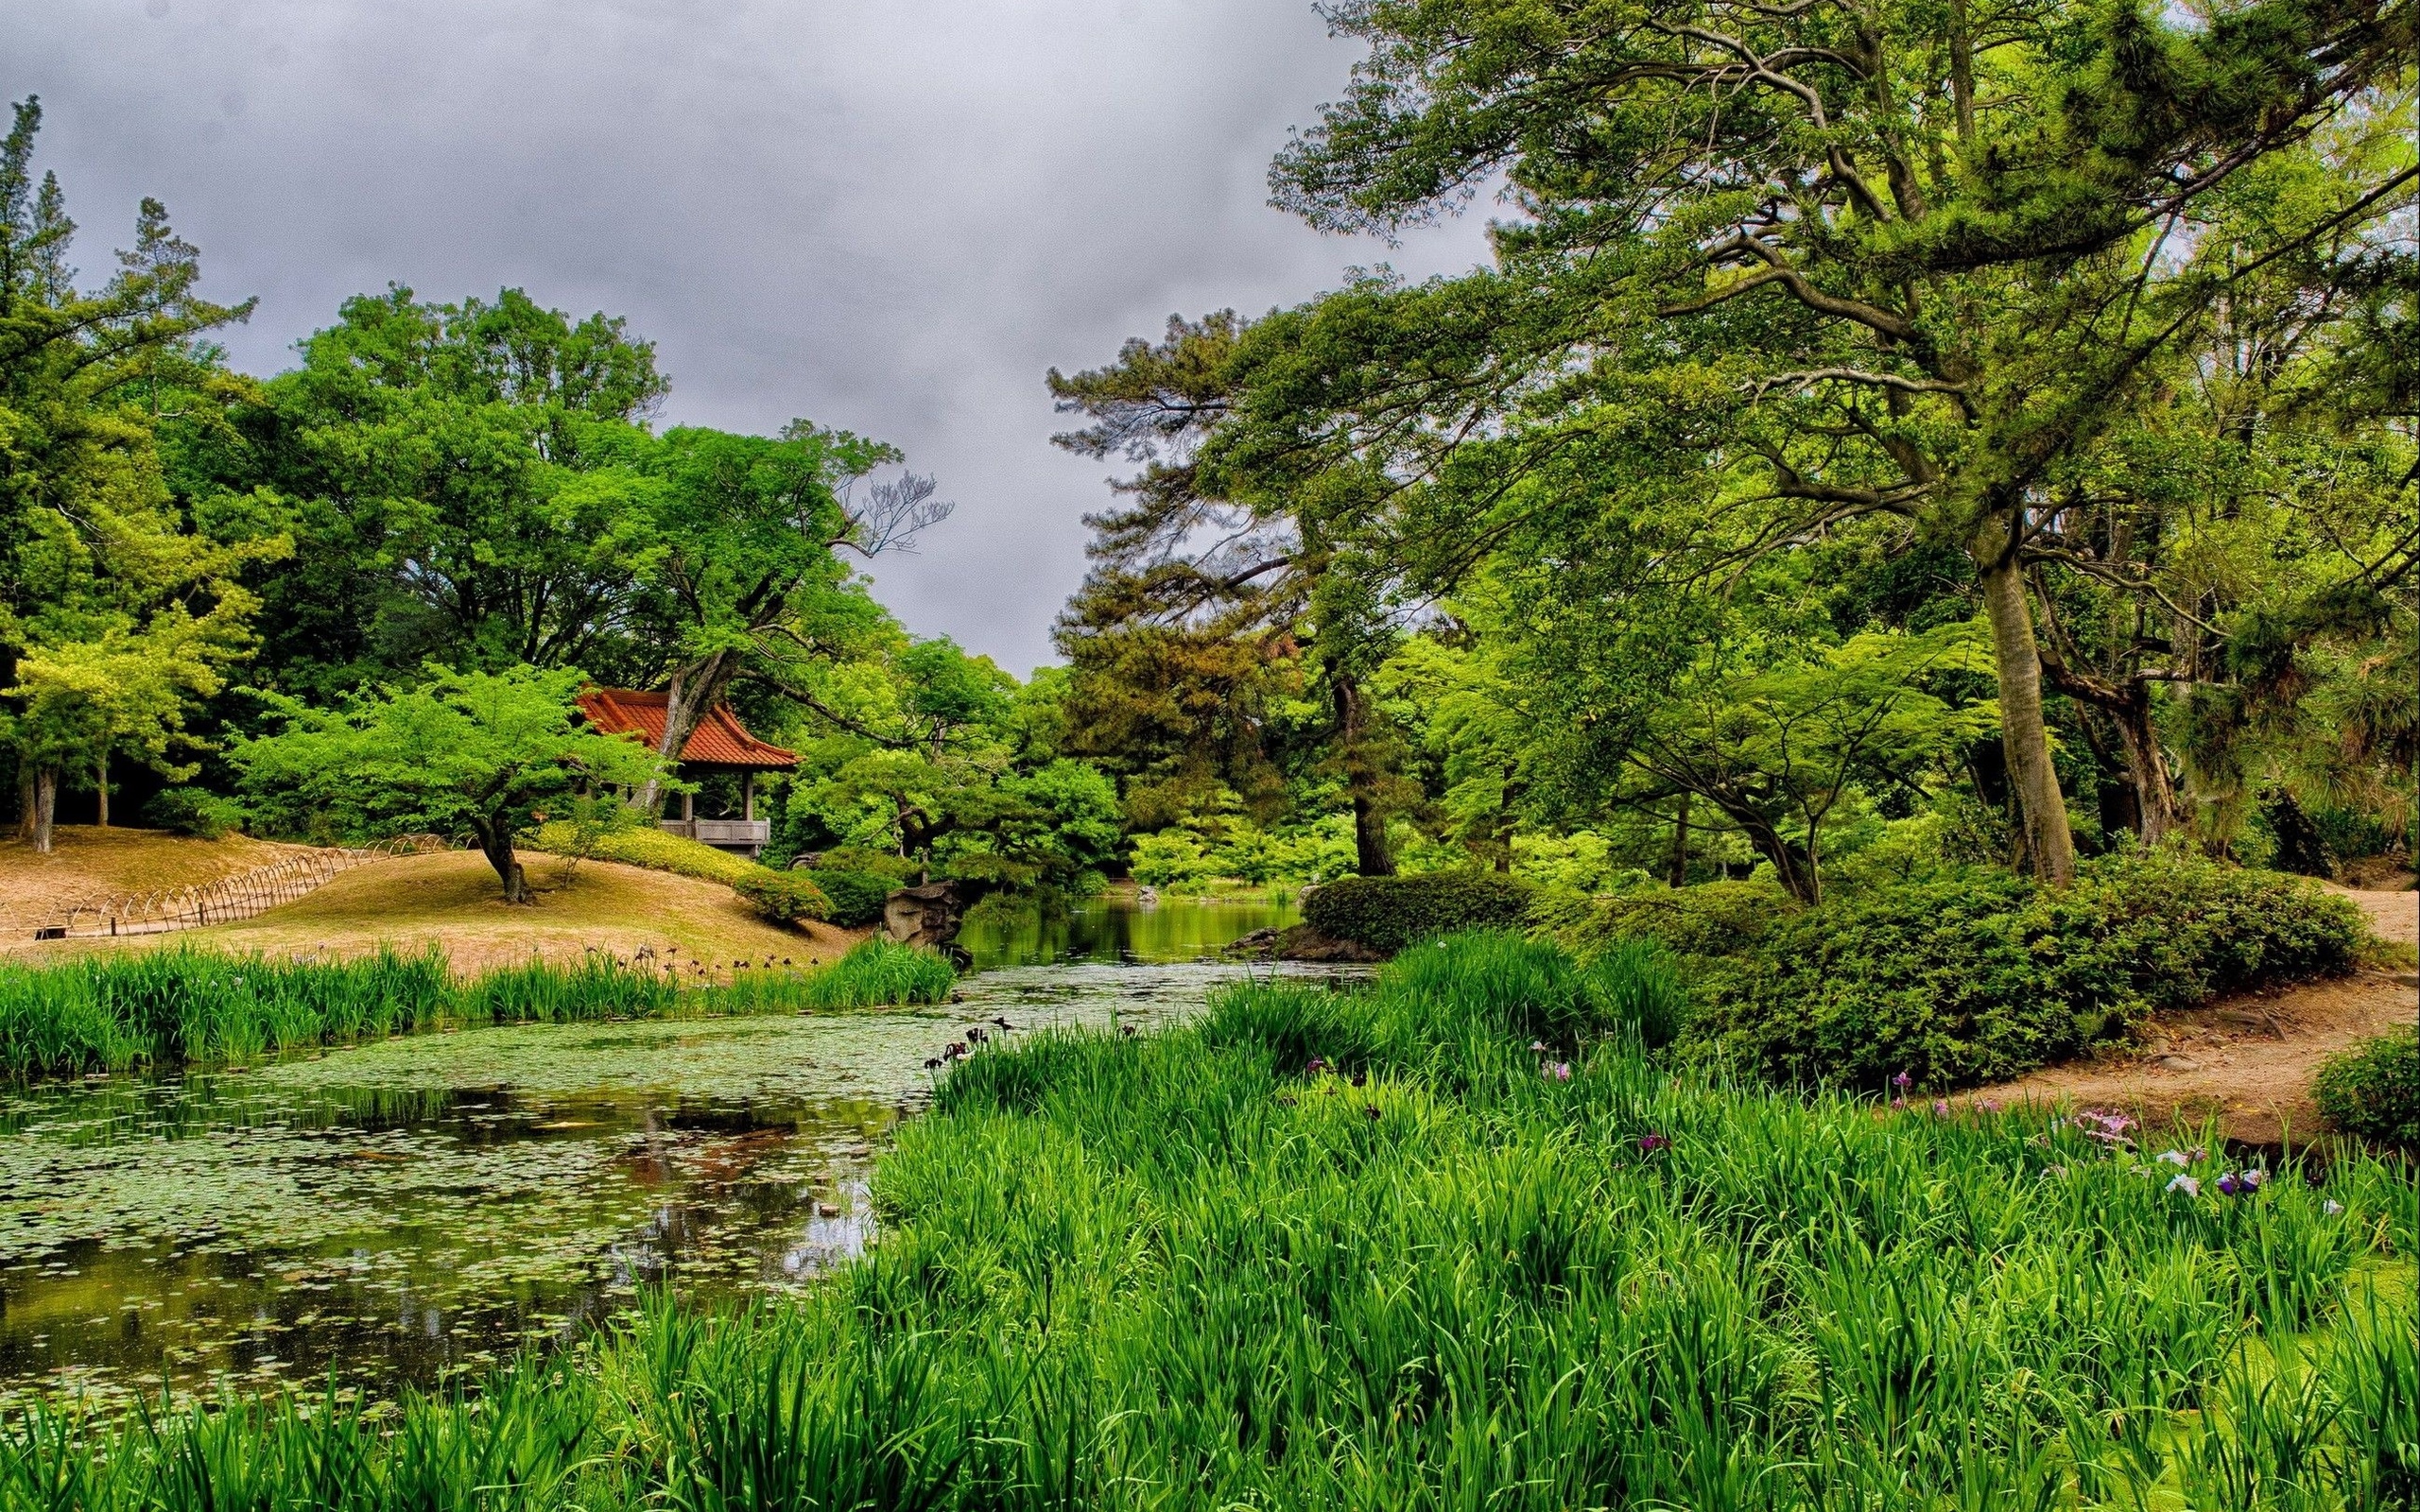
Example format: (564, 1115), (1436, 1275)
(575, 688), (797, 857)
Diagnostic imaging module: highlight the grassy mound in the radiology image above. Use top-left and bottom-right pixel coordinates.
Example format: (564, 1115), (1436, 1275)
(5, 933), (2411, 1509)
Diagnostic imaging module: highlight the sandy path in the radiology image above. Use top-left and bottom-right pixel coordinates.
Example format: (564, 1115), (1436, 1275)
(1963, 886), (2417, 1144)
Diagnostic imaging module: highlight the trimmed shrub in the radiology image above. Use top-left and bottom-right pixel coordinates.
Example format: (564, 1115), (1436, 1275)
(1303, 871), (1537, 954)
(142, 788), (247, 840)
(2315, 1029), (2420, 1149)
(1687, 849), (2365, 1091)
(804, 869), (894, 929)
(528, 821), (761, 886)
(1552, 879), (1796, 971)
(734, 870), (833, 924)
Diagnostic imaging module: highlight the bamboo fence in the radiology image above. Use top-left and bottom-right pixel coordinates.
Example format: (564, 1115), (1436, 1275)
(36, 835), (454, 940)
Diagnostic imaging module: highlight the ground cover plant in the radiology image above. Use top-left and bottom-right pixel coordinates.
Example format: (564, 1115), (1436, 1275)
(3, 932), (2411, 1509)
(2316, 1029), (2420, 1151)
(1635, 850), (2365, 1090)
(0, 943), (936, 1080)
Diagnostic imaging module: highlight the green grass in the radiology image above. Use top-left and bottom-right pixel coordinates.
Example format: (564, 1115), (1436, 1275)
(2, 931), (2412, 1508)
(795, 937), (957, 1009)
(0, 946), (871, 1080)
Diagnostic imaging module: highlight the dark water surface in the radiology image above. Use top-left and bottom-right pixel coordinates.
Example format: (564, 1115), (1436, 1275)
(0, 896), (1332, 1410)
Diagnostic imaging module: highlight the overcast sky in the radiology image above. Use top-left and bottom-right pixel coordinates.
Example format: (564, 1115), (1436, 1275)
(12, 0), (1493, 676)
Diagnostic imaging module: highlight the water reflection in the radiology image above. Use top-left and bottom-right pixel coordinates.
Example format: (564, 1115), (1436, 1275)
(0, 898), (1346, 1410)
(959, 888), (1299, 970)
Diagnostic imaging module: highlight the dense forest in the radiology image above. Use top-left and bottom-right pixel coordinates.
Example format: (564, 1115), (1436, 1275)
(4, 0), (2415, 908)
(1045, 0), (2416, 903)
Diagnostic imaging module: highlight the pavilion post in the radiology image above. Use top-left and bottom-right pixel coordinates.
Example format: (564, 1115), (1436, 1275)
(743, 771), (755, 821)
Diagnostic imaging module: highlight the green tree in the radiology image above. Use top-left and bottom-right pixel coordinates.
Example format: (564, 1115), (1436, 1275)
(628, 432), (947, 813)
(232, 664), (667, 902)
(1048, 314), (1417, 874)
(1212, 0), (2413, 885)
(222, 285), (670, 696)
(0, 96), (272, 848)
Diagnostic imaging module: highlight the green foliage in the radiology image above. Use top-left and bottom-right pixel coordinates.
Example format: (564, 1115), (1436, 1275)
(10, 934), (2412, 1508)
(1689, 850), (2366, 1090)
(1584, 938), (1688, 1051)
(0, 946), (839, 1080)
(802, 868), (894, 929)
(1128, 813), (1355, 888)
(2315, 1029), (2420, 1150)
(731, 868), (832, 925)
(796, 938), (954, 1010)
(527, 820), (757, 887)
(140, 786), (245, 839)
(1302, 869), (1537, 952)
(233, 664), (666, 900)
(1566, 879), (1799, 970)
(0, 98), (280, 847)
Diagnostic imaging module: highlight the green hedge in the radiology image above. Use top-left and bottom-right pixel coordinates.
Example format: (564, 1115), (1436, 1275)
(528, 821), (761, 886)
(1685, 850), (2364, 1091)
(733, 870), (833, 924)
(2316, 1029), (2420, 1150)
(804, 868), (895, 929)
(1303, 871), (1538, 954)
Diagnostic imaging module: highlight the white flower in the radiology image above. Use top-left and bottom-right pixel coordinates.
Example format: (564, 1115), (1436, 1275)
(2157, 1150), (2189, 1167)
(2166, 1175), (2200, 1197)
(2324, 1199), (2344, 1216)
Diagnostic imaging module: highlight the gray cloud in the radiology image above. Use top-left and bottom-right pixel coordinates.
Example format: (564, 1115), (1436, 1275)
(12, 0), (1492, 675)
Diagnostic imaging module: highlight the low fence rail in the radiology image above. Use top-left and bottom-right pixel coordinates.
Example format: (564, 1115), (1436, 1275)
(34, 835), (455, 941)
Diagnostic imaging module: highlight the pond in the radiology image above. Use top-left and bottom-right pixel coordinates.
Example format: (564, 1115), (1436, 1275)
(0, 893), (1329, 1412)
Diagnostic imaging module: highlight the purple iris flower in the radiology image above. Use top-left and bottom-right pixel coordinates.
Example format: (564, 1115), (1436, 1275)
(1637, 1133), (1668, 1153)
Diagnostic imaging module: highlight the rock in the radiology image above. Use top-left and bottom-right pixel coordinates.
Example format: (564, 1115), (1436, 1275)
(2158, 1055), (2203, 1073)
(883, 879), (993, 959)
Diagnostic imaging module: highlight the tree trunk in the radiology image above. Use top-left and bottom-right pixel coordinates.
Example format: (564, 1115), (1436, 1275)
(95, 746), (108, 828)
(1335, 673), (1395, 877)
(1668, 794), (1690, 888)
(2106, 688), (2182, 846)
(474, 820), (529, 902)
(1974, 522), (2076, 885)
(637, 651), (737, 815)
(1737, 815), (1818, 905)
(32, 765), (57, 855)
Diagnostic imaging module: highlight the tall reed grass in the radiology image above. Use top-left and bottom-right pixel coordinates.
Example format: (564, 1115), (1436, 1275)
(796, 937), (957, 1010)
(0, 945), (882, 1081)
(3, 930), (2411, 1509)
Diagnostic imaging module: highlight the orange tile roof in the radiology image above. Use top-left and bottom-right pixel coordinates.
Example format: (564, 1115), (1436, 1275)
(575, 688), (799, 769)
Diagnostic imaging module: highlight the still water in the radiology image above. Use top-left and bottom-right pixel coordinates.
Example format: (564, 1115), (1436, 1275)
(0, 894), (1324, 1410)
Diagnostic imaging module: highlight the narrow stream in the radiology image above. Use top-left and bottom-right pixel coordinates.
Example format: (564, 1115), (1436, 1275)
(0, 893), (1336, 1411)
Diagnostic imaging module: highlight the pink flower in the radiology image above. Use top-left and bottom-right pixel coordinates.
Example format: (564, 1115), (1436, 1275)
(1543, 1061), (1573, 1082)
(1637, 1133), (1668, 1154)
